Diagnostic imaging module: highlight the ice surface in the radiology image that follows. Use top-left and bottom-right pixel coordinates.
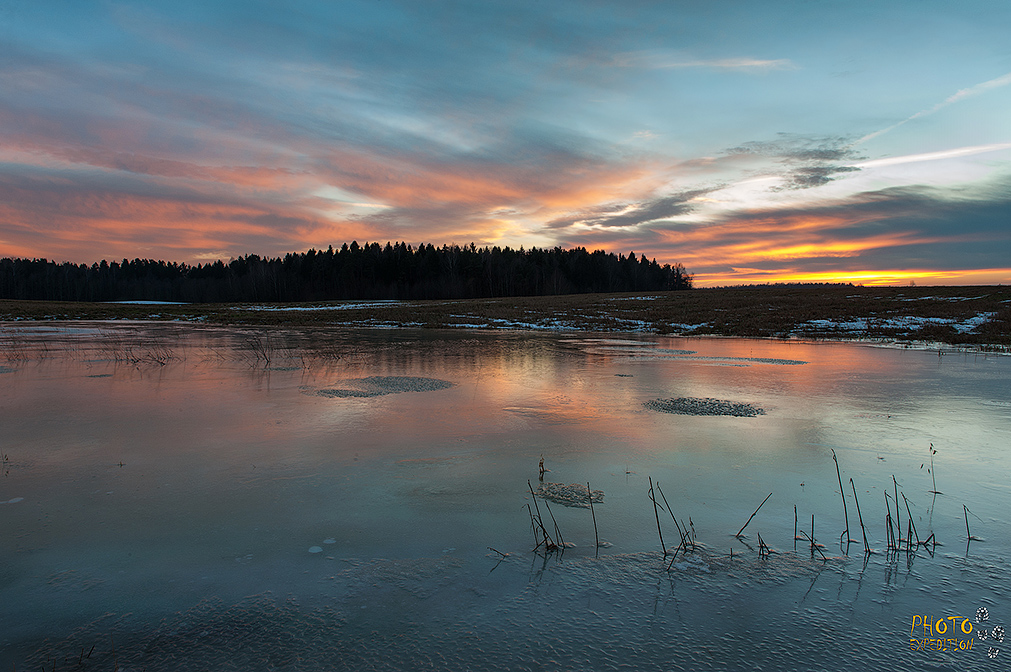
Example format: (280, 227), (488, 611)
(13, 550), (1009, 671)
(2, 325), (1010, 672)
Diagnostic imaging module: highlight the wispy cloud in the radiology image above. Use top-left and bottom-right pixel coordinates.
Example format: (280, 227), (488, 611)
(605, 51), (796, 72)
(546, 188), (717, 230)
(854, 143), (1011, 169)
(654, 58), (796, 71)
(857, 71), (1011, 145)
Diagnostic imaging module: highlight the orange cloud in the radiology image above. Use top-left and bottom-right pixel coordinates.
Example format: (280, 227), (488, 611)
(0, 183), (377, 264)
(554, 191), (1009, 287)
(311, 146), (654, 214)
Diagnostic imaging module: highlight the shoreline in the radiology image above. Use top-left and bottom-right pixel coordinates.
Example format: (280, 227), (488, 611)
(2, 284), (1009, 351)
(2, 317), (1007, 359)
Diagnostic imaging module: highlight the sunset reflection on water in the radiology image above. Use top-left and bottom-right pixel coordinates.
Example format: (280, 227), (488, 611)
(1, 323), (1009, 670)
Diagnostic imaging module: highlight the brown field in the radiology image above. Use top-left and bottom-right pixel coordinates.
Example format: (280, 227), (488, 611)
(1, 284), (1009, 348)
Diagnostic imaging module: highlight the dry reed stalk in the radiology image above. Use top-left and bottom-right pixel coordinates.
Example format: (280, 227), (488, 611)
(892, 476), (900, 542)
(928, 444), (942, 495)
(849, 478), (870, 552)
(799, 529), (827, 560)
(885, 492), (900, 549)
(736, 492), (772, 538)
(794, 505), (798, 550)
(526, 504), (544, 550)
(901, 493), (920, 546)
(648, 477), (666, 557)
(587, 482), (599, 557)
(526, 481), (558, 553)
(831, 449), (852, 544)
(656, 483), (688, 552)
(542, 498), (564, 547)
(963, 505), (982, 543)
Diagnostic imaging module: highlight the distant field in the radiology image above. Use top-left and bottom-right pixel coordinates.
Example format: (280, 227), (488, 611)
(2, 284), (1009, 348)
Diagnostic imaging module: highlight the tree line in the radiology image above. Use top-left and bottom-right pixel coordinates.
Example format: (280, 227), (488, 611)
(0, 242), (692, 303)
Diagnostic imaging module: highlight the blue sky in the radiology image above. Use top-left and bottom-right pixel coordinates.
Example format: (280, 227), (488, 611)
(1, 0), (1009, 285)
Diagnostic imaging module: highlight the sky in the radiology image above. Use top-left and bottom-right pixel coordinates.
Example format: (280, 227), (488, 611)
(1, 0), (1009, 286)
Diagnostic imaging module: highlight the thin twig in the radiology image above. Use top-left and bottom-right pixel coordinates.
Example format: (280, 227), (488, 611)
(794, 504), (798, 551)
(656, 483), (687, 551)
(831, 449), (852, 543)
(736, 492), (772, 538)
(648, 477), (666, 557)
(542, 498), (564, 548)
(901, 493), (920, 546)
(849, 478), (870, 552)
(892, 476), (900, 545)
(799, 529), (827, 560)
(928, 443), (941, 494)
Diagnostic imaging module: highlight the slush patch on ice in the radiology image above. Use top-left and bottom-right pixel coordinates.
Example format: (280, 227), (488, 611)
(107, 300), (187, 305)
(645, 397), (766, 417)
(0, 365), (13, 374)
(802, 312), (996, 335)
(323, 538), (336, 544)
(237, 300), (402, 312)
(669, 554), (711, 573)
(1, 497), (25, 504)
(312, 376), (454, 398)
(676, 356), (806, 366)
(611, 353), (805, 365)
(535, 482), (604, 509)
(308, 546), (324, 554)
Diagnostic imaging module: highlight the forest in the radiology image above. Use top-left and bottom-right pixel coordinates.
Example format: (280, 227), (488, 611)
(0, 242), (692, 303)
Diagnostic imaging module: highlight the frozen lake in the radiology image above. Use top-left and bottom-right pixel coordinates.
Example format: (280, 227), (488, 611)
(1, 323), (1009, 670)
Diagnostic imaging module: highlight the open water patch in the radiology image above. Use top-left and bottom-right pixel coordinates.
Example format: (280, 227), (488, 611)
(312, 376), (455, 398)
(645, 397), (766, 417)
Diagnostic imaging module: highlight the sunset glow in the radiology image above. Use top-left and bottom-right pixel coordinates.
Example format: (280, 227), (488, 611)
(0, 1), (1009, 285)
